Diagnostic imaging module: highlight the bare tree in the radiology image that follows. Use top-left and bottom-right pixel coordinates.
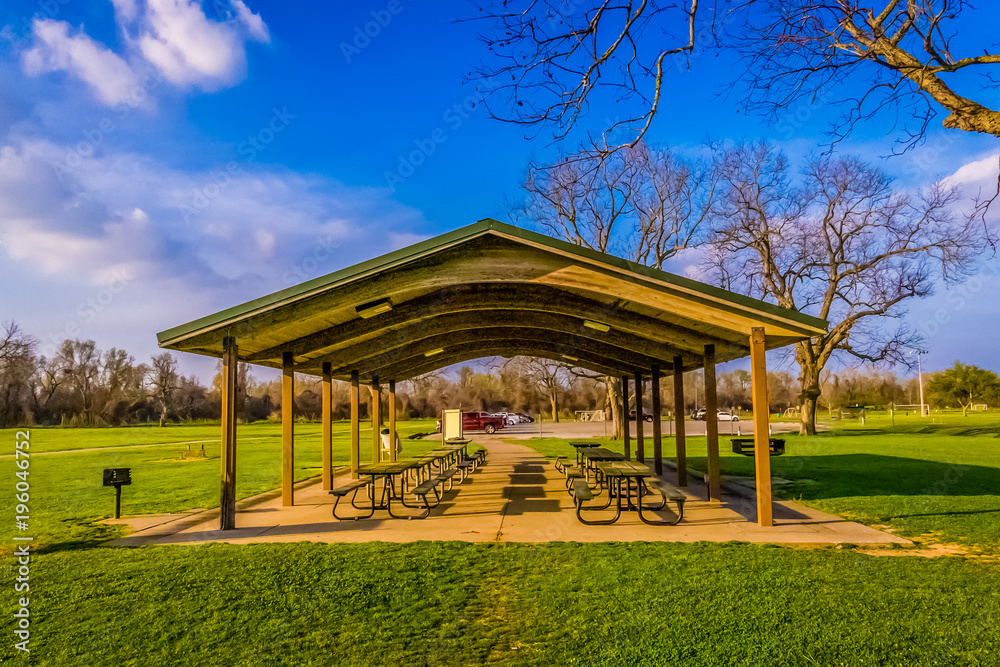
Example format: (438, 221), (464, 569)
(0, 322), (37, 427)
(472, 2), (1000, 150)
(509, 142), (717, 435)
(706, 141), (986, 434)
(734, 1), (1000, 150)
(469, 1), (745, 146)
(519, 357), (568, 421)
(55, 339), (102, 425)
(150, 353), (180, 426)
(99, 348), (145, 424)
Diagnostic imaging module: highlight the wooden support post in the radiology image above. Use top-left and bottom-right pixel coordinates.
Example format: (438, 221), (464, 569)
(634, 370), (645, 462)
(350, 371), (360, 479)
(673, 356), (687, 486)
(750, 327), (773, 526)
(219, 336), (238, 530)
(388, 379), (397, 462)
(281, 351), (295, 507)
(651, 365), (662, 475)
(370, 375), (381, 462)
(321, 362), (333, 491)
(621, 374), (630, 459)
(704, 345), (721, 501)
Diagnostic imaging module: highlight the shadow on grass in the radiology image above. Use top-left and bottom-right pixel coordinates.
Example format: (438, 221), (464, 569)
(690, 453), (1000, 500)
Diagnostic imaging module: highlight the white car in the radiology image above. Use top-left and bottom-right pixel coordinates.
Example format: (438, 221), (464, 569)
(490, 412), (519, 426)
(717, 410), (740, 422)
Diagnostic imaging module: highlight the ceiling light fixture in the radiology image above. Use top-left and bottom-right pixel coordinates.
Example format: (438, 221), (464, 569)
(561, 355), (579, 362)
(583, 320), (610, 333)
(424, 348), (444, 357)
(355, 298), (392, 319)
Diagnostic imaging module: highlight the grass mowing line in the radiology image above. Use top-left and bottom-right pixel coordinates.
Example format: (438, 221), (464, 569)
(0, 436), (278, 458)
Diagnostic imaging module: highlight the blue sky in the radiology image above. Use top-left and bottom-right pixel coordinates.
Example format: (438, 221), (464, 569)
(0, 0), (997, 384)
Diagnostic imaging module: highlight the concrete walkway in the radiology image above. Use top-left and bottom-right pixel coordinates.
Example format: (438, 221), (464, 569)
(110, 437), (909, 548)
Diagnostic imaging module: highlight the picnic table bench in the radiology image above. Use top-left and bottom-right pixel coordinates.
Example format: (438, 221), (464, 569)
(571, 460), (685, 526)
(330, 479), (374, 520)
(730, 437), (786, 456)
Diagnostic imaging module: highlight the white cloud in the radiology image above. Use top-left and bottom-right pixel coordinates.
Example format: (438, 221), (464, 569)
(0, 136), (426, 293)
(942, 153), (1000, 189)
(136, 0), (270, 90)
(21, 0), (269, 105)
(233, 0), (270, 43)
(22, 19), (141, 106)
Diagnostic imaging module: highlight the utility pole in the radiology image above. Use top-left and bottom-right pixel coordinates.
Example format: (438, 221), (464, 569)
(913, 348), (928, 417)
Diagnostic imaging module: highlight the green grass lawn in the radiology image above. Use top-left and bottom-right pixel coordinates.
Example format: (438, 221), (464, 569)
(516, 412), (1000, 552)
(0, 420), (440, 550)
(4, 417), (1000, 665)
(4, 541), (997, 666)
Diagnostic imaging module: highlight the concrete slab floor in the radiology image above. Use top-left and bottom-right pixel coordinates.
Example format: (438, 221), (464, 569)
(109, 438), (911, 548)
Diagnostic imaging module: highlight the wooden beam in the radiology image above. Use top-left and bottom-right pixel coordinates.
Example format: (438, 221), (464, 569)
(321, 361), (333, 491)
(634, 370), (645, 462)
(370, 375), (381, 462)
(350, 370), (360, 479)
(388, 379), (397, 462)
(750, 327), (773, 526)
(704, 344), (721, 501)
(325, 327), (676, 379)
(281, 351), (294, 506)
(220, 336), (237, 530)
(621, 374), (630, 459)
(347, 342), (645, 383)
(307, 311), (691, 372)
(651, 364), (662, 475)
(242, 283), (748, 363)
(673, 356), (687, 486)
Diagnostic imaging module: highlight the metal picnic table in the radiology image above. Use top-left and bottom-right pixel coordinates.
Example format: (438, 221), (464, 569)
(571, 459), (685, 526)
(569, 441), (600, 465)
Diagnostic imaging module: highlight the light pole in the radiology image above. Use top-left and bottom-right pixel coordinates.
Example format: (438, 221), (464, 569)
(913, 348), (928, 417)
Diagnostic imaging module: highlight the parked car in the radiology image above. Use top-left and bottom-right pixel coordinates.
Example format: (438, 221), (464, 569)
(693, 408), (740, 422)
(462, 411), (506, 434)
(515, 413), (534, 423)
(628, 409), (655, 422)
(490, 411), (519, 426)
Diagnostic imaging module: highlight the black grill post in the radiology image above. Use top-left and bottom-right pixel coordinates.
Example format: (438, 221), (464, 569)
(103, 468), (132, 519)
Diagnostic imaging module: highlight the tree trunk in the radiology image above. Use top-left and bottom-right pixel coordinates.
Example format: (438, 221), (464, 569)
(605, 376), (623, 439)
(550, 393), (559, 422)
(798, 372), (821, 436)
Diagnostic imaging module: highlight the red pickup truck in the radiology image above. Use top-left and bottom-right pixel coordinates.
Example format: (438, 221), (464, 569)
(462, 411), (506, 434)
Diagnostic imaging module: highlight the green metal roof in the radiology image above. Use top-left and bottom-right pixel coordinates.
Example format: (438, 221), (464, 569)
(157, 219), (827, 380)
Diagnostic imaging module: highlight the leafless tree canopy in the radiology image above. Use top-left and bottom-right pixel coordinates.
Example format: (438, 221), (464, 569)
(471, 1), (1000, 149)
(705, 141), (987, 432)
(469, 0), (726, 145)
(508, 142), (717, 268)
(734, 1), (1000, 151)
